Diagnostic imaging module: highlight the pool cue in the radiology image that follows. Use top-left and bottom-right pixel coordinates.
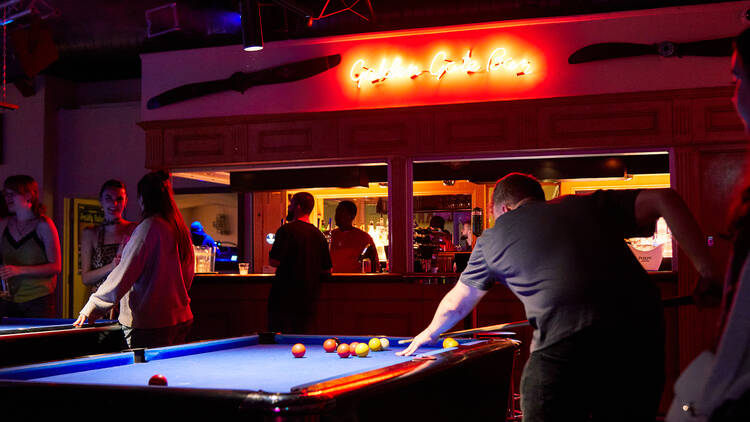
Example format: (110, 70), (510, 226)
(397, 295), (696, 345)
(397, 320), (530, 345)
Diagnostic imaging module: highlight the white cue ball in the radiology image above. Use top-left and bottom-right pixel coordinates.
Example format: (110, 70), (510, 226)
(379, 338), (390, 350)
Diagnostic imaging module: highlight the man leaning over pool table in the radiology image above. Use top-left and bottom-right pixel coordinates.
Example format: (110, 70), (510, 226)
(399, 173), (720, 422)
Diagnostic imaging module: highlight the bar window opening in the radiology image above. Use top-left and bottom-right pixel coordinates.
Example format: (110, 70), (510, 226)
(413, 152), (671, 274)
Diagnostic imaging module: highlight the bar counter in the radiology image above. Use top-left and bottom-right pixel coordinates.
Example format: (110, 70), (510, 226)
(189, 271), (677, 341)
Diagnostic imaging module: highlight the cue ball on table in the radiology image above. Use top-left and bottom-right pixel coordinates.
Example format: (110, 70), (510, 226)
(292, 343), (306, 358)
(323, 338), (337, 353)
(379, 338), (390, 350)
(148, 374), (168, 386)
(368, 338), (381, 351)
(337, 343), (350, 358)
(355, 343), (370, 357)
(442, 338), (459, 348)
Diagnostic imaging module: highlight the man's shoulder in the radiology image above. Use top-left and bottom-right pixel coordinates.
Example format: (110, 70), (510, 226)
(287, 220), (325, 238)
(341, 227), (374, 243)
(352, 227), (371, 237)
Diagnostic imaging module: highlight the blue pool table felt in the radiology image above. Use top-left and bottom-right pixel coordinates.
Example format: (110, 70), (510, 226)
(3, 336), (479, 392)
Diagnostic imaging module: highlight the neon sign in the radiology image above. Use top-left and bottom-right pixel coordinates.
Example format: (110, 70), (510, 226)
(350, 47), (533, 88)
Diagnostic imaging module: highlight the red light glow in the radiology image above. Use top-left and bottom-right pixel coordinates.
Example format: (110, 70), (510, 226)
(302, 361), (430, 397)
(350, 46), (533, 88)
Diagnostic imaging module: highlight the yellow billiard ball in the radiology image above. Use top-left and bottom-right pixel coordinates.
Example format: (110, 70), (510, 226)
(368, 338), (381, 351)
(442, 338), (459, 348)
(379, 338), (390, 350)
(355, 342), (370, 357)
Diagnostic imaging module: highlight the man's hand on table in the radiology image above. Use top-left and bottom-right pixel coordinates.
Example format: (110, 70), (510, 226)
(396, 329), (439, 356)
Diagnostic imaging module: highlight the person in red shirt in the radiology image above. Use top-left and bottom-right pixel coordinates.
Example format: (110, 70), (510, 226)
(329, 201), (380, 273)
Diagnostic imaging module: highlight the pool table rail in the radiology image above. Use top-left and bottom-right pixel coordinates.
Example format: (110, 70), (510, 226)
(0, 334), (519, 420)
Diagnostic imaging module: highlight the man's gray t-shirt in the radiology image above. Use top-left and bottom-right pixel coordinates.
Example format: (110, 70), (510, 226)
(460, 190), (661, 352)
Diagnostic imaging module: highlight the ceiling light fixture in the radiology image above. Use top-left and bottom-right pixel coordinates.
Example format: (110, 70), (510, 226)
(240, 0), (263, 52)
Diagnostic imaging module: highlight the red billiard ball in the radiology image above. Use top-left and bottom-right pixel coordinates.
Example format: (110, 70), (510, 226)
(148, 374), (168, 386)
(337, 343), (350, 358)
(349, 342), (359, 356)
(292, 343), (306, 358)
(323, 338), (337, 353)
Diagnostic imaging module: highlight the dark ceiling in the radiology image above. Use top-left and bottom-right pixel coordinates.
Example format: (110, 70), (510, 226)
(0, 0), (734, 84)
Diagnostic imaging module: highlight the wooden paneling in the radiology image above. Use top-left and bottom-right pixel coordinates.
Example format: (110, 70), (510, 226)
(189, 281), (270, 341)
(538, 100), (672, 148)
(435, 107), (520, 152)
(693, 97), (745, 142)
(141, 87), (737, 166)
(672, 143), (746, 372)
(163, 124), (246, 167)
(252, 191), (286, 273)
(321, 283), (426, 336)
(247, 119), (337, 161)
(144, 129), (164, 169)
(672, 98), (692, 144)
(388, 156), (413, 273)
(339, 112), (426, 156)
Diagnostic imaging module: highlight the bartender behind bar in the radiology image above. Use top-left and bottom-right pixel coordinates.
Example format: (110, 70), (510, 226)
(329, 201), (380, 273)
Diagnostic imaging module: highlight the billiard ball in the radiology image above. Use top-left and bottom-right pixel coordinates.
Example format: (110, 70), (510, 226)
(349, 342), (359, 355)
(323, 338), (337, 353)
(379, 338), (390, 350)
(292, 343), (306, 358)
(148, 374), (168, 386)
(337, 343), (350, 358)
(355, 343), (370, 357)
(442, 338), (459, 348)
(368, 337), (381, 351)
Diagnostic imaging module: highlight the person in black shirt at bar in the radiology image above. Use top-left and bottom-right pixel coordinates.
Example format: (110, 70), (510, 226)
(268, 192), (332, 334)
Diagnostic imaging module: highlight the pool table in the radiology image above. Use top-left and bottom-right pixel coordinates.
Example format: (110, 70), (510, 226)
(0, 317), (125, 367)
(0, 333), (518, 421)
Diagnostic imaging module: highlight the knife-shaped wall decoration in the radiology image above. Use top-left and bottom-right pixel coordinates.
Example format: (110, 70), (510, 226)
(147, 54), (342, 109)
(568, 37), (733, 64)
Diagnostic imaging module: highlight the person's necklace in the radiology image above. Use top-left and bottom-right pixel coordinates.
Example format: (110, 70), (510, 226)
(102, 218), (122, 226)
(13, 216), (37, 238)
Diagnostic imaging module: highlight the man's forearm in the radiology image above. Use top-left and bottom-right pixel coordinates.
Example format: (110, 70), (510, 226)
(424, 282), (483, 338)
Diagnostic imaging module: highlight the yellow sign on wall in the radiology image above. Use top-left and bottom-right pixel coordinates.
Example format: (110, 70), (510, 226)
(61, 198), (103, 318)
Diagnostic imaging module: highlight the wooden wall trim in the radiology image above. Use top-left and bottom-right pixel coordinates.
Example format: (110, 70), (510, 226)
(144, 129), (164, 169)
(137, 86), (736, 131)
(388, 156), (413, 274)
(138, 85), (743, 171)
